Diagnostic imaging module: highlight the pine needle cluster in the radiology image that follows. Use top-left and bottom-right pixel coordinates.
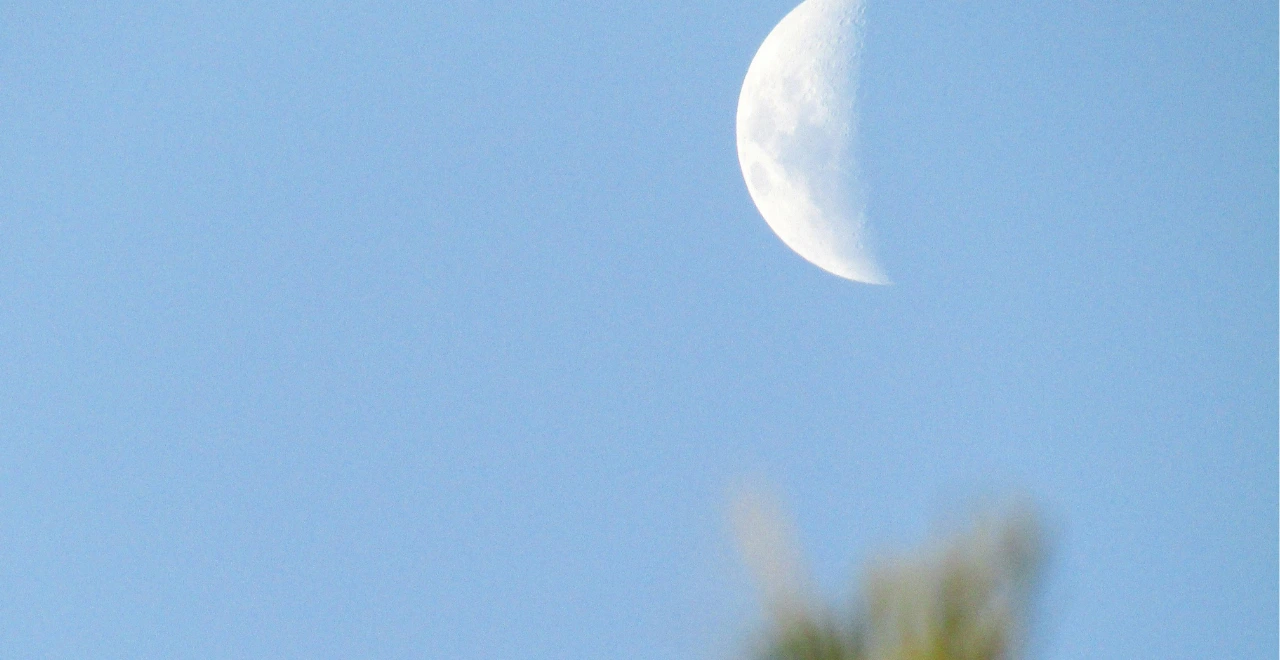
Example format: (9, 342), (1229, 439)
(739, 502), (1044, 660)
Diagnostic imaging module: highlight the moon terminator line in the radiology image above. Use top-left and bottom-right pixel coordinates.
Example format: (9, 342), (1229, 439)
(736, 0), (888, 284)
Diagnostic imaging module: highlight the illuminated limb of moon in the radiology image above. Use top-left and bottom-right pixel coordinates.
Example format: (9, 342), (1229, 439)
(736, 0), (889, 284)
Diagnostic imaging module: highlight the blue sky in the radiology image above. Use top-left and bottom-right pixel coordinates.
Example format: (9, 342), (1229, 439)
(1, 1), (1275, 658)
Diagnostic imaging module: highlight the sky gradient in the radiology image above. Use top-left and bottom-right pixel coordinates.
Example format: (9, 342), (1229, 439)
(1, 1), (1276, 658)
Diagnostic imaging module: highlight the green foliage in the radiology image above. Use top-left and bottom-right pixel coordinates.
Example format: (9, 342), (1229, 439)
(761, 616), (863, 660)
(747, 508), (1043, 660)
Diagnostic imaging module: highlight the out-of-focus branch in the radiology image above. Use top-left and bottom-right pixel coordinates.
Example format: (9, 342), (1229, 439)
(732, 495), (1045, 660)
(731, 489), (816, 627)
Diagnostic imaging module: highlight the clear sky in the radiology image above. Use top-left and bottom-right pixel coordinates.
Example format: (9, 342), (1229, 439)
(1, 1), (1275, 658)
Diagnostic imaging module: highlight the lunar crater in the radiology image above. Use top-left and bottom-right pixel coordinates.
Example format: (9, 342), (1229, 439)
(735, 0), (887, 285)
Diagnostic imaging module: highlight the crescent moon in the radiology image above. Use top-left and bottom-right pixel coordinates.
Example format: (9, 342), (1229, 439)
(736, 0), (888, 285)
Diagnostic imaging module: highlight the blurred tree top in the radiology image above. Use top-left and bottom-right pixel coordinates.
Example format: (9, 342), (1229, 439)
(733, 495), (1044, 660)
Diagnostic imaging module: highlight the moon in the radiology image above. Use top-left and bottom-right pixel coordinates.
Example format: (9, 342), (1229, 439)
(736, 0), (888, 284)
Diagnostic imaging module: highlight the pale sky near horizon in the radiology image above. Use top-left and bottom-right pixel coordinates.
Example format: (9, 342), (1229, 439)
(1, 1), (1275, 658)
